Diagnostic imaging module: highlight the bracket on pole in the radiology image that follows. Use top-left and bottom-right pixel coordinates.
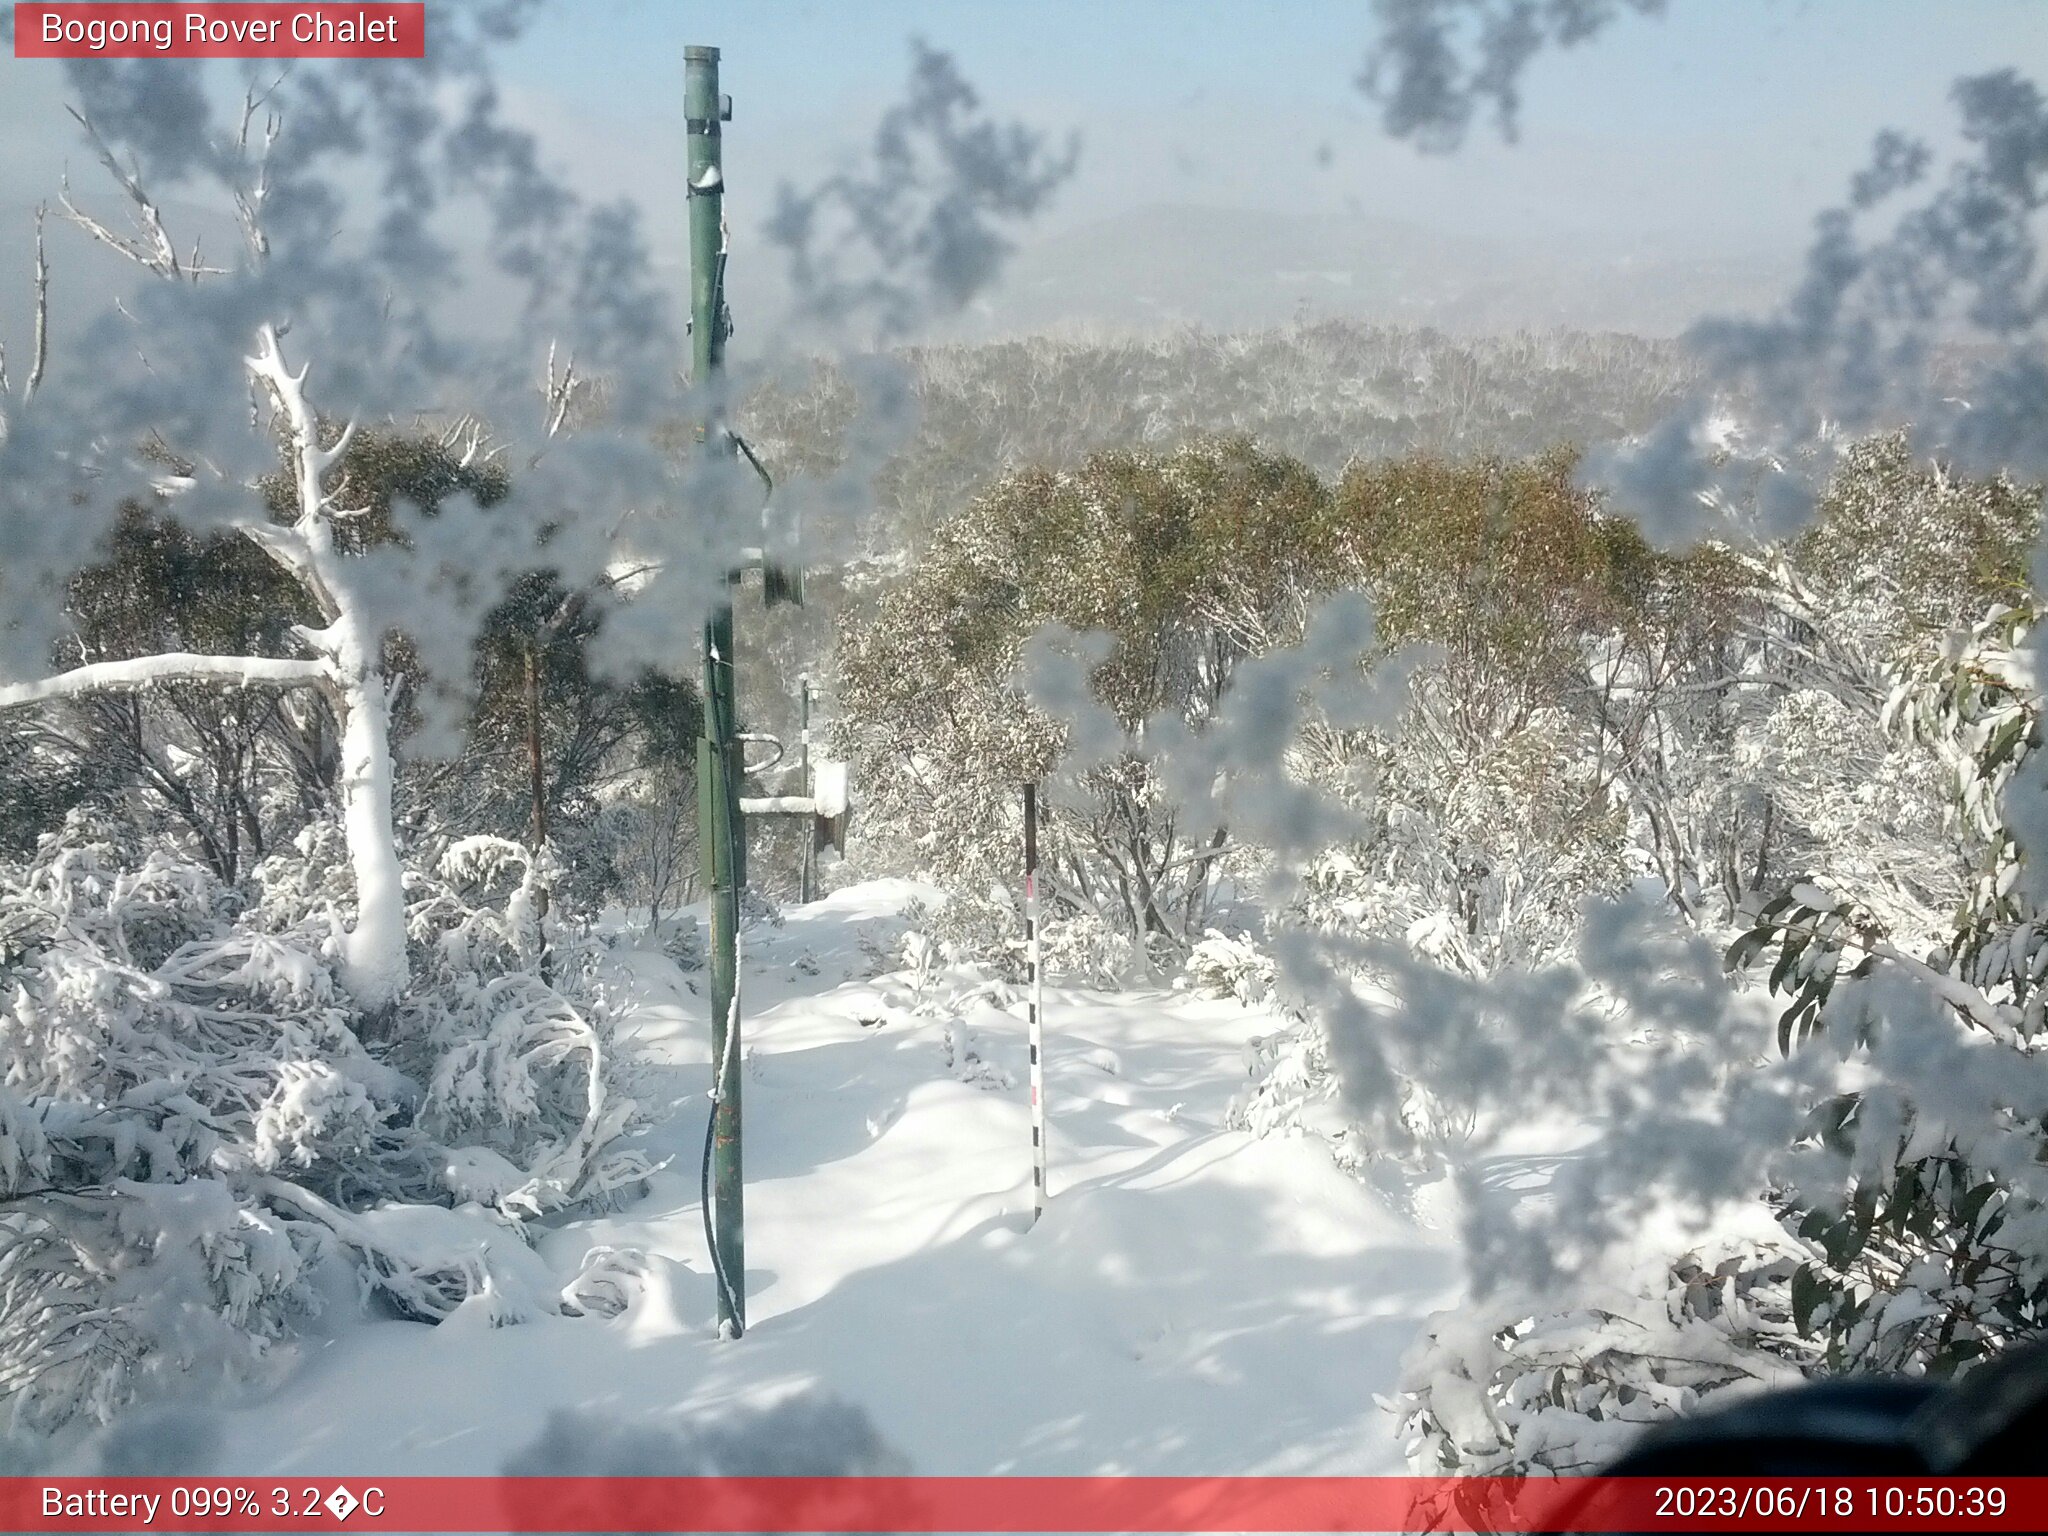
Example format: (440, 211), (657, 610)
(739, 752), (851, 859)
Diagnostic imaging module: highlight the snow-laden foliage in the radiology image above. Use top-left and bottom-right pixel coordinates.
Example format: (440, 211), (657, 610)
(1726, 600), (2048, 1375)
(1181, 931), (1279, 1009)
(0, 815), (650, 1430)
(0, 1), (1086, 1451)
(901, 882), (1135, 992)
(838, 436), (1348, 974)
(886, 904), (1024, 1024)
(1396, 1228), (1814, 1475)
(1389, 546), (2045, 1472)
(1315, 47), (2048, 1470)
(1290, 696), (1633, 979)
(1239, 437), (1991, 1101)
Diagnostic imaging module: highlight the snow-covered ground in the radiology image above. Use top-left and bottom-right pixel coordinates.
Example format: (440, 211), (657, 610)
(200, 881), (1465, 1476)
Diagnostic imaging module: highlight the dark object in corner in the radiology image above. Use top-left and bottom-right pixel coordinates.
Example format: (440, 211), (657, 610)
(1576, 1341), (2048, 1532)
(1603, 1339), (2048, 1476)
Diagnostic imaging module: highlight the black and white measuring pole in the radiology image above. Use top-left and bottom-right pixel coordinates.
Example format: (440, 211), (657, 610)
(1024, 782), (1046, 1224)
(798, 676), (816, 905)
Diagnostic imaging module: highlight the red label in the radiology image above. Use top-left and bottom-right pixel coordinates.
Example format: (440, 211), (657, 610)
(1, 1477), (2044, 1532)
(14, 4), (425, 58)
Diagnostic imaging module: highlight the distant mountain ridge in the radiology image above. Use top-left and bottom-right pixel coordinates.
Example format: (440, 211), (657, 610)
(921, 202), (1798, 342)
(1, 194), (1798, 369)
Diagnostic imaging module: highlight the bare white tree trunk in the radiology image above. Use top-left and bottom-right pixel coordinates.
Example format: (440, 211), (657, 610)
(332, 647), (408, 1009)
(247, 324), (409, 1012)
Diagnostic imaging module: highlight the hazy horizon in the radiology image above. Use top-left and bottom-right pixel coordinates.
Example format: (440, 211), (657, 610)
(2, 1), (2043, 354)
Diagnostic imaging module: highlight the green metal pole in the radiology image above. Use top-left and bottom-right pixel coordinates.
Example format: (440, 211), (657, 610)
(688, 42), (745, 1340)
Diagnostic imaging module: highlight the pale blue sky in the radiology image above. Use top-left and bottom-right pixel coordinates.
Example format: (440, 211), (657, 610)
(483, 0), (2048, 250)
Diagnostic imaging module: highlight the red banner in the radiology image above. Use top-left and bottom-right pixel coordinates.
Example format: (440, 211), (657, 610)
(13, 4), (425, 59)
(1, 1476), (2045, 1532)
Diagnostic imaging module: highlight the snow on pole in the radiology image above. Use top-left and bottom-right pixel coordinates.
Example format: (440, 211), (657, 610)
(1024, 781), (1046, 1224)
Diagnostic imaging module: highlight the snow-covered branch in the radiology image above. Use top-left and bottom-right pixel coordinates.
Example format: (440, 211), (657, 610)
(245, 326), (358, 551)
(58, 107), (227, 280)
(0, 653), (331, 711)
(0, 205), (49, 412)
(542, 341), (581, 440)
(231, 78), (284, 264)
(26, 202), (47, 402)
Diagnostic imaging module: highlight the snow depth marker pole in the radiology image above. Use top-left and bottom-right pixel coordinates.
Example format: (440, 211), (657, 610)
(799, 676), (816, 904)
(1024, 782), (1046, 1224)
(688, 42), (745, 1341)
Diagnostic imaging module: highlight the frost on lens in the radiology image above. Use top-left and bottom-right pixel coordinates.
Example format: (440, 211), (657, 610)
(1, 0), (2044, 1482)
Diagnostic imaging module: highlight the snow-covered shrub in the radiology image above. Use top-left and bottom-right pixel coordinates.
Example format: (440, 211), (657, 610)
(894, 911), (948, 1006)
(1192, 936), (1396, 1155)
(1035, 904), (1138, 988)
(892, 878), (1136, 995)
(658, 914), (705, 970)
(0, 1151), (318, 1432)
(940, 1015), (1016, 1090)
(1232, 446), (2004, 1168)
(1182, 930), (1278, 1007)
(1227, 1008), (1477, 1166)
(921, 890), (1020, 983)
(740, 886), (786, 931)
(400, 836), (653, 1218)
(1391, 583), (2048, 1474)
(1396, 1231), (1816, 1475)
(0, 821), (359, 1427)
(557, 1244), (652, 1321)
(1293, 710), (1634, 979)
(1227, 1025), (1332, 1139)
(887, 904), (1025, 1024)
(1733, 684), (1959, 950)
(1227, 698), (1636, 1163)
(0, 817), (650, 1429)
(1725, 598), (2048, 1377)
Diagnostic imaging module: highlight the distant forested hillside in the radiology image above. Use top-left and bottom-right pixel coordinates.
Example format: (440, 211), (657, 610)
(739, 322), (1698, 549)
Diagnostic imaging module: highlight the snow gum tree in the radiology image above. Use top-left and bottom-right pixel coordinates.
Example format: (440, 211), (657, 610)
(837, 435), (1348, 969)
(0, 12), (685, 1430)
(0, 320), (418, 1010)
(1317, 449), (1701, 959)
(0, 37), (635, 1015)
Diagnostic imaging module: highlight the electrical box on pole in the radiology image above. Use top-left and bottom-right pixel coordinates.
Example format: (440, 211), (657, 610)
(687, 42), (746, 1342)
